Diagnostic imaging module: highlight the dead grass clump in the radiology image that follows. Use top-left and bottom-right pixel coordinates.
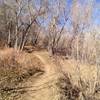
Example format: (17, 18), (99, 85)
(0, 56), (22, 100)
(56, 73), (80, 100)
(0, 49), (45, 100)
(78, 78), (100, 100)
(56, 73), (100, 100)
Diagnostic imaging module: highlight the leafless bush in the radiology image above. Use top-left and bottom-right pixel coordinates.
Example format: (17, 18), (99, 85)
(55, 73), (80, 100)
(78, 77), (100, 100)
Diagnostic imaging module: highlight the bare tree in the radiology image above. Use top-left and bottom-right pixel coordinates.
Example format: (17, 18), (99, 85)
(69, 0), (94, 60)
(46, 0), (69, 55)
(0, 0), (48, 51)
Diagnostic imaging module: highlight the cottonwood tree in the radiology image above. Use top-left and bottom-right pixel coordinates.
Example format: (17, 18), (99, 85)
(70, 0), (94, 60)
(1, 0), (48, 50)
(17, 0), (48, 50)
(46, 0), (69, 55)
(0, 2), (12, 47)
(2, 0), (27, 49)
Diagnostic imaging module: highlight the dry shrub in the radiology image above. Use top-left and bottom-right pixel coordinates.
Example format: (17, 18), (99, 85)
(78, 78), (100, 100)
(0, 48), (44, 100)
(0, 55), (22, 100)
(56, 73), (80, 100)
(70, 35), (95, 65)
(56, 73), (100, 100)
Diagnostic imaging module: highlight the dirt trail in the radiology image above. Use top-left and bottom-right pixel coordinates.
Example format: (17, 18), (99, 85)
(18, 51), (97, 100)
(21, 51), (61, 100)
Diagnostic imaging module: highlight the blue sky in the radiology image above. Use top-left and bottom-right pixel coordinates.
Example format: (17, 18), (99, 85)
(96, 0), (100, 3)
(0, 0), (99, 26)
(93, 0), (100, 25)
(47, 0), (100, 27)
(67, 0), (100, 26)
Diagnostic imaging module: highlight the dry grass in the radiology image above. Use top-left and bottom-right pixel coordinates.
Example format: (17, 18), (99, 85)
(0, 48), (45, 100)
(0, 49), (100, 100)
(31, 51), (100, 100)
(55, 56), (100, 100)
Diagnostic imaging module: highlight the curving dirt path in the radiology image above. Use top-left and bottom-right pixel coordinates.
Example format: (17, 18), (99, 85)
(17, 51), (97, 100)
(20, 51), (61, 100)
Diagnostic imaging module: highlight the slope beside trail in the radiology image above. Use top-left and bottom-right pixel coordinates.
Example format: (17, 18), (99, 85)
(19, 51), (97, 100)
(0, 49), (98, 100)
(21, 51), (62, 100)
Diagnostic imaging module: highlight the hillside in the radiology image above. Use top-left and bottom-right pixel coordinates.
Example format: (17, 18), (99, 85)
(0, 49), (99, 100)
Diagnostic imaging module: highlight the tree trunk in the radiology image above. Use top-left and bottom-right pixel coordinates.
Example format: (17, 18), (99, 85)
(7, 29), (11, 47)
(14, 25), (18, 50)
